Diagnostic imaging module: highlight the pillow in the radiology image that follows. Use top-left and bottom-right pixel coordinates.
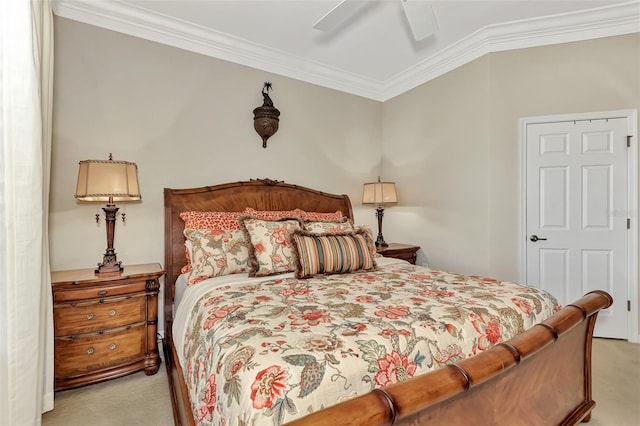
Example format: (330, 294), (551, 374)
(242, 208), (344, 222)
(183, 228), (249, 286)
(291, 229), (377, 279)
(355, 225), (383, 258)
(240, 217), (303, 277)
(297, 210), (344, 222)
(179, 211), (244, 274)
(303, 218), (354, 234)
(180, 211), (243, 230)
(242, 207), (301, 221)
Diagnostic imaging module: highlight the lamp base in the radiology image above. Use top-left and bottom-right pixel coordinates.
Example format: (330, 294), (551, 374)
(374, 206), (388, 247)
(95, 256), (123, 275)
(95, 203), (124, 275)
(375, 238), (388, 248)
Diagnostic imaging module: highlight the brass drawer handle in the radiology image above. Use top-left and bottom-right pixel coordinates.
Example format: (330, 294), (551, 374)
(97, 290), (107, 296)
(86, 313), (94, 320)
(109, 343), (116, 350)
(86, 347), (94, 355)
(108, 309), (116, 316)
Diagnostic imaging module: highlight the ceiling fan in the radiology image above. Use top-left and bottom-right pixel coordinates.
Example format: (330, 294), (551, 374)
(313, 0), (439, 41)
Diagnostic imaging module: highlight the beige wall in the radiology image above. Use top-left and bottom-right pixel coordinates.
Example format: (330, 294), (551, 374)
(50, 18), (383, 333)
(50, 17), (640, 334)
(383, 34), (640, 332)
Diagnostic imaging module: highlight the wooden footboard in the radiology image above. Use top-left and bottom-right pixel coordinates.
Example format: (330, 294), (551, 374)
(164, 290), (611, 426)
(287, 290), (612, 426)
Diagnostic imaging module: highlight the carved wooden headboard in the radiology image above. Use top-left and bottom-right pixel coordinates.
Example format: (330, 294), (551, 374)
(163, 179), (353, 335)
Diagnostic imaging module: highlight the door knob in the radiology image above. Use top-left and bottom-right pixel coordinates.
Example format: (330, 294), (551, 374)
(530, 235), (547, 242)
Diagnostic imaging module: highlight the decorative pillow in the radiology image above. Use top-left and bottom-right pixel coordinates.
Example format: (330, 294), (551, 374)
(179, 211), (244, 274)
(291, 229), (377, 279)
(303, 218), (355, 234)
(240, 217), (303, 277)
(355, 225), (383, 258)
(183, 228), (249, 286)
(242, 208), (344, 222)
(242, 207), (300, 221)
(180, 211), (243, 230)
(297, 210), (344, 222)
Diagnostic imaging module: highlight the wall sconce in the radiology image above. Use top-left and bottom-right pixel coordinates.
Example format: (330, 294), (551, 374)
(362, 177), (398, 247)
(253, 82), (280, 148)
(75, 154), (141, 274)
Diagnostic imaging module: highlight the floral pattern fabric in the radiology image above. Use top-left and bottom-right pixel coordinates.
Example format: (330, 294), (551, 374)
(184, 229), (249, 285)
(182, 261), (560, 425)
(241, 217), (302, 277)
(302, 219), (354, 234)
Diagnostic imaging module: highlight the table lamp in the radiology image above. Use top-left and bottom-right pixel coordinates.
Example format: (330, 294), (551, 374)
(75, 154), (141, 274)
(362, 177), (397, 247)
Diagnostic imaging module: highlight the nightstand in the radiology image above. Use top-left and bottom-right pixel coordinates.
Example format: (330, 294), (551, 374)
(51, 263), (164, 391)
(376, 243), (420, 265)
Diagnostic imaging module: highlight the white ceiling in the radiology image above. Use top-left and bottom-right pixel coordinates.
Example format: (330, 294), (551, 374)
(53, 0), (640, 101)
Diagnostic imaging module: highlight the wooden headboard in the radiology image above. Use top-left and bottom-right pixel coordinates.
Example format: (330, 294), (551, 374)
(163, 179), (353, 335)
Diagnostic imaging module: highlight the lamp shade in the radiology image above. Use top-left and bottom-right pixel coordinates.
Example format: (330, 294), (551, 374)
(75, 159), (141, 202)
(362, 181), (397, 206)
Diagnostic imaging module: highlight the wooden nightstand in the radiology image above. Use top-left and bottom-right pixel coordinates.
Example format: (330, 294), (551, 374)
(51, 263), (164, 391)
(376, 243), (420, 265)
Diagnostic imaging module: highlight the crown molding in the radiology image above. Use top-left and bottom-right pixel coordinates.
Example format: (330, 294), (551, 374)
(53, 0), (640, 102)
(382, 1), (640, 100)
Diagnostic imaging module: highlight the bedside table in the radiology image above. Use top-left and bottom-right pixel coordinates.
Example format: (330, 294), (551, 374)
(376, 243), (420, 265)
(51, 263), (164, 391)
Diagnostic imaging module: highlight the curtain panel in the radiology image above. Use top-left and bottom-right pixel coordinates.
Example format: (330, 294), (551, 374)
(0, 0), (55, 424)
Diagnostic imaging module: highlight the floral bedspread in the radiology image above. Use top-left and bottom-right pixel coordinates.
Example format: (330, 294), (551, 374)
(181, 261), (560, 425)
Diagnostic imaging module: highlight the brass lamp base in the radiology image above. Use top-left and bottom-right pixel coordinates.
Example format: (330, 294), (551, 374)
(95, 255), (123, 274)
(95, 203), (124, 275)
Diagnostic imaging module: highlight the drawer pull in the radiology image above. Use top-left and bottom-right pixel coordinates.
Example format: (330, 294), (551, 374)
(109, 343), (117, 350)
(86, 313), (94, 320)
(108, 309), (116, 316)
(86, 347), (94, 355)
(97, 290), (107, 296)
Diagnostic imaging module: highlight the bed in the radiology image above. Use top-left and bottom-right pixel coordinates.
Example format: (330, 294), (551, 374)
(163, 179), (612, 426)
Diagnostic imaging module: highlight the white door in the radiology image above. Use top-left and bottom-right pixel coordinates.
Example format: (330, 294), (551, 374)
(524, 116), (629, 339)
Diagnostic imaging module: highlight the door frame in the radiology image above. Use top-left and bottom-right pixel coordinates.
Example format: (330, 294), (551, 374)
(519, 109), (638, 343)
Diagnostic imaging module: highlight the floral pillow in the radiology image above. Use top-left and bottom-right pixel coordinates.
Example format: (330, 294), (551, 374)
(291, 229), (377, 279)
(242, 208), (344, 222)
(242, 208), (300, 221)
(297, 210), (344, 221)
(356, 225), (383, 258)
(303, 218), (354, 234)
(179, 211), (244, 274)
(240, 217), (303, 277)
(183, 228), (249, 286)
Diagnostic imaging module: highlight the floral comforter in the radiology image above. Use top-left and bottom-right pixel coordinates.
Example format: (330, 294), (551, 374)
(179, 259), (559, 425)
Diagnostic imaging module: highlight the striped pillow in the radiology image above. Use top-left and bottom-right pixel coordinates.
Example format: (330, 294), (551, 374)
(291, 229), (377, 279)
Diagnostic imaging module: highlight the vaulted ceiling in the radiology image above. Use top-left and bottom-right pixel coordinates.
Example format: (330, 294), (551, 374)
(53, 0), (640, 101)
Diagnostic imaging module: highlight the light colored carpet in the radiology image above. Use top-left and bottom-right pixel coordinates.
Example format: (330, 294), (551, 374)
(42, 338), (640, 425)
(589, 338), (640, 426)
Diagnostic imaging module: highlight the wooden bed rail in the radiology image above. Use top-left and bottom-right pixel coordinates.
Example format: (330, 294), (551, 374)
(286, 290), (613, 426)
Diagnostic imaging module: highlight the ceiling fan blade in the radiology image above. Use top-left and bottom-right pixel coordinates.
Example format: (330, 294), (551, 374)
(401, 0), (438, 41)
(313, 0), (363, 31)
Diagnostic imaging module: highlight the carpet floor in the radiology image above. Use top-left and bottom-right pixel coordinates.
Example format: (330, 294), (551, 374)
(42, 338), (640, 425)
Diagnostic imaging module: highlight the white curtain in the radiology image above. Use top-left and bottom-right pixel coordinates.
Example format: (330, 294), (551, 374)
(0, 1), (55, 424)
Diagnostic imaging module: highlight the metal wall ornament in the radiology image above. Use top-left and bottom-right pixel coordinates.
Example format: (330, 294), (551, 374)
(253, 82), (280, 148)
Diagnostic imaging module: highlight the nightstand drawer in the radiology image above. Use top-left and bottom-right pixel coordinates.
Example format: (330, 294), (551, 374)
(54, 295), (146, 337)
(53, 280), (147, 302)
(391, 252), (417, 263)
(54, 324), (146, 377)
